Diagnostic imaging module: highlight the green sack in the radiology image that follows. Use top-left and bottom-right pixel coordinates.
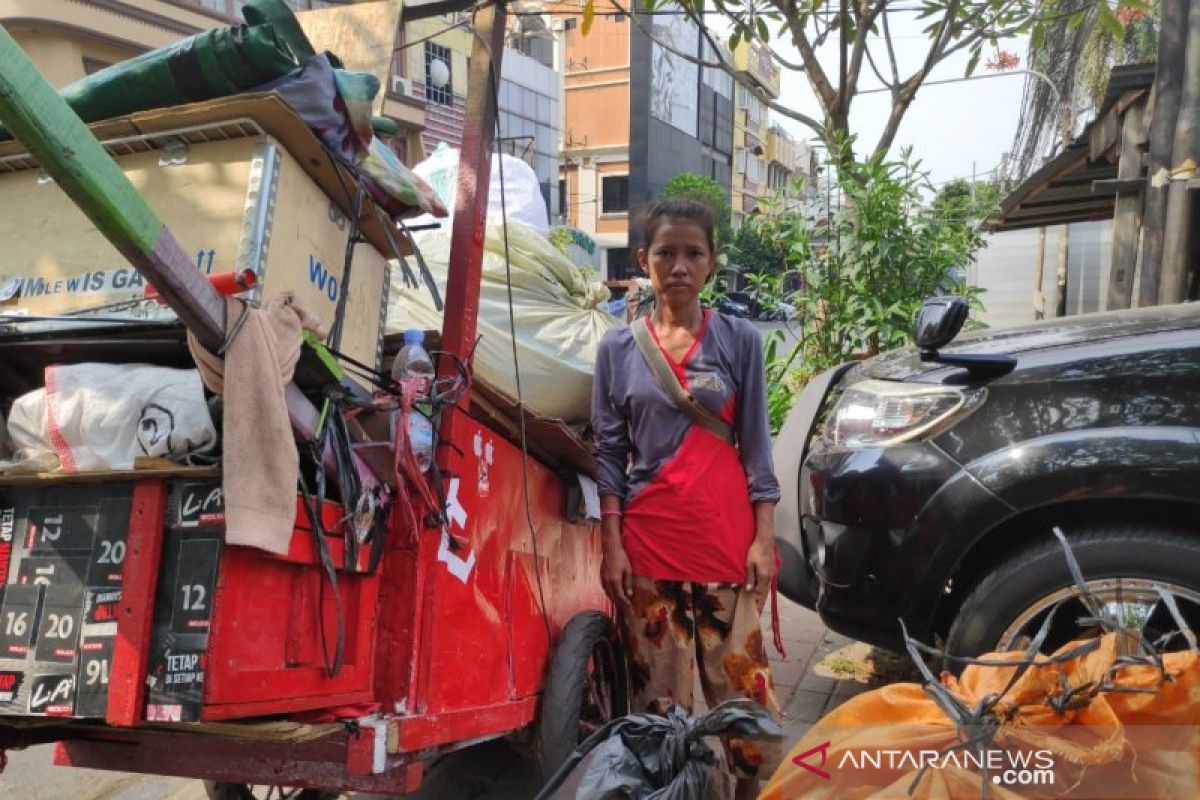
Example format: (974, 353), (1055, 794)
(241, 0), (321, 65)
(1, 23), (300, 139)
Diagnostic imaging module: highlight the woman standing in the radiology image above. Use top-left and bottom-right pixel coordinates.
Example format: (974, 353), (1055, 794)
(592, 199), (781, 799)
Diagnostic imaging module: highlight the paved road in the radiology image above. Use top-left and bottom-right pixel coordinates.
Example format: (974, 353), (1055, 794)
(2, 744), (203, 800)
(752, 320), (801, 348)
(1, 602), (847, 800)
(3, 739), (540, 800)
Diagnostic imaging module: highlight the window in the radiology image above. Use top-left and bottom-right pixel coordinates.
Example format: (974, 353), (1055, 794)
(610, 11), (627, 22)
(606, 248), (632, 280)
(82, 57), (112, 75)
(601, 175), (629, 214)
(564, 18), (578, 31)
(559, 178), (567, 215)
(425, 42), (453, 105)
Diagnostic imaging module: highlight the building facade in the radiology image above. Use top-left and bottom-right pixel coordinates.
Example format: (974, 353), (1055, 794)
(765, 125), (816, 213)
(0, 1), (504, 180)
(559, 1), (735, 280)
(391, 13), (564, 218)
(499, 27), (563, 219)
(730, 40), (780, 227)
(557, 2), (633, 278)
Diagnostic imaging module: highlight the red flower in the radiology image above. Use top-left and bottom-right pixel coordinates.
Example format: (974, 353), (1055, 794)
(1116, 7), (1148, 25)
(985, 50), (1021, 72)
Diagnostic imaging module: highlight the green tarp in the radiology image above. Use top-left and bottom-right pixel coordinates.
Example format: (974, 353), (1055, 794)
(1, 21), (300, 139)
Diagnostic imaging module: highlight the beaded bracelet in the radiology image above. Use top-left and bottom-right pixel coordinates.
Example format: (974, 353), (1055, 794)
(600, 509), (623, 519)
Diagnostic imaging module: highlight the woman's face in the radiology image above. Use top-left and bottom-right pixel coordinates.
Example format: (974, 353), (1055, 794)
(637, 220), (715, 307)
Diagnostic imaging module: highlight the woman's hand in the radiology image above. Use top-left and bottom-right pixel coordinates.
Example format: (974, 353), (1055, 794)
(602, 539), (634, 605)
(744, 537), (776, 602)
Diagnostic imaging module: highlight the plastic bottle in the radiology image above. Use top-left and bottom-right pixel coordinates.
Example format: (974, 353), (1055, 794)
(392, 329), (435, 472)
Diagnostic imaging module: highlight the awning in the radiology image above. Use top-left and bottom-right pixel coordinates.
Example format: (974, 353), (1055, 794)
(990, 64), (1156, 233)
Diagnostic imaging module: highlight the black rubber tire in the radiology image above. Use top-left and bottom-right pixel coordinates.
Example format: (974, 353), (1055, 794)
(537, 611), (629, 781)
(945, 524), (1200, 661)
(203, 781), (339, 800)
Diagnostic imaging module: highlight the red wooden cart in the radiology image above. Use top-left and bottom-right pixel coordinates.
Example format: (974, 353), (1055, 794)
(0, 1), (624, 795)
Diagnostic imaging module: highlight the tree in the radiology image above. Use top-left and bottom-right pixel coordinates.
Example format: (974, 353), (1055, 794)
(747, 151), (988, 430)
(1007, 3), (1159, 183)
(598, 0), (1149, 167)
(659, 172), (734, 249)
(727, 191), (803, 275)
(932, 178), (1003, 224)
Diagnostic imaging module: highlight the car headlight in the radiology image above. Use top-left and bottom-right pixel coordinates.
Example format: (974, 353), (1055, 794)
(822, 379), (984, 448)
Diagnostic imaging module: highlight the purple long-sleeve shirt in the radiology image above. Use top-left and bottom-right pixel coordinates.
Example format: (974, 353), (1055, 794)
(591, 311), (780, 582)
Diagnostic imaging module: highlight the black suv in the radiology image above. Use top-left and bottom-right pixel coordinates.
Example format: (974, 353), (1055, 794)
(775, 301), (1200, 658)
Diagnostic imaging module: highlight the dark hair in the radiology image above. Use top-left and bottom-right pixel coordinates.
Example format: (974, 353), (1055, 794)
(637, 198), (717, 254)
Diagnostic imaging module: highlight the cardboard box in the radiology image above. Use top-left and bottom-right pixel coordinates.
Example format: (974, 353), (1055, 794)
(0, 117), (391, 371)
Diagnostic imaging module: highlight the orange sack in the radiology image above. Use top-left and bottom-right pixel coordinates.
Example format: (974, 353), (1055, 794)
(760, 634), (1200, 800)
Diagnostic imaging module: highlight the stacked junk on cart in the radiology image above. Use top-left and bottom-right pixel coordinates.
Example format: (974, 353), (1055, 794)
(0, 0), (644, 795)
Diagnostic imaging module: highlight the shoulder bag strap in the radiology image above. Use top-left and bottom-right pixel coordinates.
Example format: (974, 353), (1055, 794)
(630, 318), (735, 445)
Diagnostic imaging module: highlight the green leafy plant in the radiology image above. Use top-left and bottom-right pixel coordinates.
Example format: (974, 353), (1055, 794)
(754, 146), (988, 432)
(659, 172), (734, 252)
(547, 226), (574, 256)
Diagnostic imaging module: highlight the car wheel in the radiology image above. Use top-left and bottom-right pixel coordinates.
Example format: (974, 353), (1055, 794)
(203, 782), (338, 800)
(537, 611), (629, 781)
(945, 524), (1200, 661)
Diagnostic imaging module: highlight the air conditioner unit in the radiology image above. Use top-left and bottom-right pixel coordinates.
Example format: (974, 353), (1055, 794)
(391, 75), (416, 98)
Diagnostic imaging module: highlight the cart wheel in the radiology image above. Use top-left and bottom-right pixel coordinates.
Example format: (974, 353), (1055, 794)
(537, 611), (629, 778)
(203, 781), (340, 800)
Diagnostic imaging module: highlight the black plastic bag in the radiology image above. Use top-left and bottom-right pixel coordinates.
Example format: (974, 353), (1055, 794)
(536, 699), (783, 800)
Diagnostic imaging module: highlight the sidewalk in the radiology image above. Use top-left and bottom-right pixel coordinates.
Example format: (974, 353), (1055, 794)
(767, 598), (873, 751)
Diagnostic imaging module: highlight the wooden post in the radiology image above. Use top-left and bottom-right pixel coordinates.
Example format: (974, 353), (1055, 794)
(1033, 226), (1047, 320)
(0, 26), (366, 482)
(1055, 224), (1070, 317)
(1158, 0), (1200, 305)
(1138, 0), (1188, 307)
(410, 0), (507, 718)
(1107, 100), (1148, 310)
(437, 1), (506, 412)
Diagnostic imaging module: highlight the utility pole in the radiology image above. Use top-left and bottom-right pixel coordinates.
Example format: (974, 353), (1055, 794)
(1137, 0), (1187, 306)
(1157, 1), (1200, 305)
(1055, 225), (1070, 317)
(1033, 225), (1047, 320)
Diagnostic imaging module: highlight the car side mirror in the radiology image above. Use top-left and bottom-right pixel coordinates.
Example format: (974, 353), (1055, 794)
(914, 296), (1017, 378)
(914, 296), (970, 353)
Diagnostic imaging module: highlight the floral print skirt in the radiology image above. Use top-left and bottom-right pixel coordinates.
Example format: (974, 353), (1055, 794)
(617, 576), (782, 781)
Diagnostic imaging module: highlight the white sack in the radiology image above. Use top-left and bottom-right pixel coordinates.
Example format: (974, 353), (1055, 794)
(406, 143), (550, 236)
(388, 221), (616, 423)
(7, 364), (217, 472)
